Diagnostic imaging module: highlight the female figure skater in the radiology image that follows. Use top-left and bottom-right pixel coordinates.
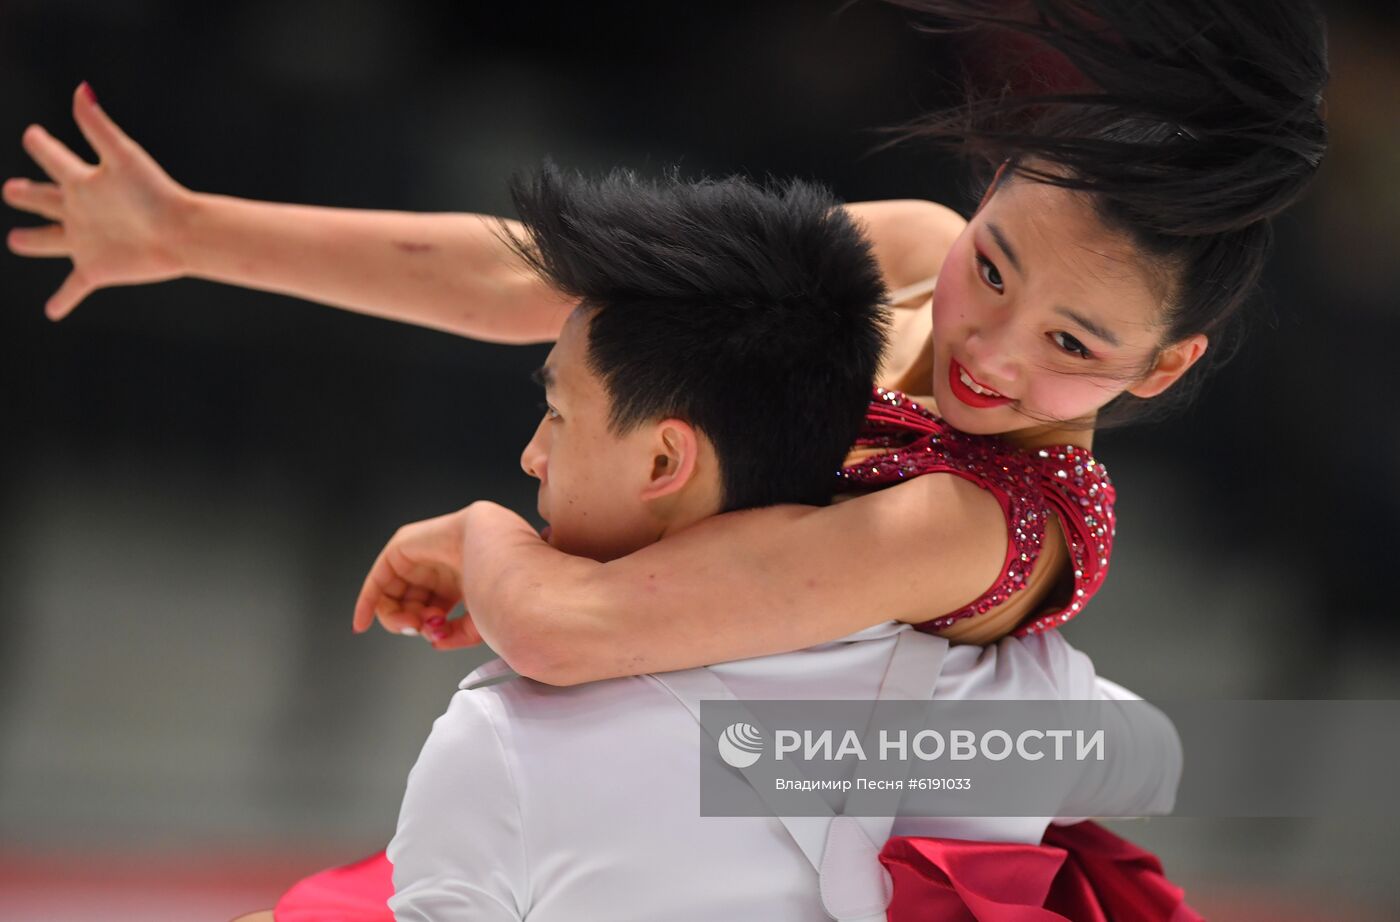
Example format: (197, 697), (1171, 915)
(5, 1), (1326, 918)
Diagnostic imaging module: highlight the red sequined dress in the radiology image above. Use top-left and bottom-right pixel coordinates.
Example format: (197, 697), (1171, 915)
(836, 387), (1116, 636)
(272, 388), (1199, 922)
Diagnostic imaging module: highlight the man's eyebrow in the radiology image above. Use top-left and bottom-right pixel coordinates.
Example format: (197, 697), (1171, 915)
(986, 222), (1023, 276)
(1055, 306), (1122, 348)
(531, 365), (554, 389)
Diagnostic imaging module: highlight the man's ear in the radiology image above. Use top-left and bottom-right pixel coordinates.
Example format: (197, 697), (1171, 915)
(639, 419), (702, 503)
(1127, 333), (1208, 399)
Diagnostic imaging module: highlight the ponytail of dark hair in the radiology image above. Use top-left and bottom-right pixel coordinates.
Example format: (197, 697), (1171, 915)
(885, 0), (1328, 424)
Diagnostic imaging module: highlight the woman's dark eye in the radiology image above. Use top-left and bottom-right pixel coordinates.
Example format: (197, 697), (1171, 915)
(976, 254), (1004, 292)
(1051, 331), (1092, 360)
(539, 401), (560, 421)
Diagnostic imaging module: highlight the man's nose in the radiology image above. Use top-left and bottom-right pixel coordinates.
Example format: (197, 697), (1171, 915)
(520, 423), (548, 480)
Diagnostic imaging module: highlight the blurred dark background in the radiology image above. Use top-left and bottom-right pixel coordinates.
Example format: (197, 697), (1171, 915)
(1, 1), (1397, 919)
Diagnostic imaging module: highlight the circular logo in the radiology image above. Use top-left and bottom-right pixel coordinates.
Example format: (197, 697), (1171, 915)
(718, 722), (765, 769)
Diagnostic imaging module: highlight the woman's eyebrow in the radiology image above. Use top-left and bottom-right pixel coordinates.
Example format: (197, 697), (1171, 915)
(531, 365), (555, 389)
(1055, 306), (1121, 348)
(986, 222), (1023, 276)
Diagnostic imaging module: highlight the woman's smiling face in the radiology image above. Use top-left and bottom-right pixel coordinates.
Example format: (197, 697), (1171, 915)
(929, 174), (1204, 438)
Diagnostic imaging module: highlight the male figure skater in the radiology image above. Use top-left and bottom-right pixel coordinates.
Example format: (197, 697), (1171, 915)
(378, 166), (1179, 921)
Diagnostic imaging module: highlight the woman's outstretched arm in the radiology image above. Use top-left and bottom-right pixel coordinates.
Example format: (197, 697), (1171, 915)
(172, 194), (574, 343)
(4, 84), (573, 341)
(6, 86), (964, 342)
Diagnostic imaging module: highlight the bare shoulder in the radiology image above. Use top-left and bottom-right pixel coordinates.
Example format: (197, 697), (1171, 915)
(833, 473), (1009, 621)
(843, 200), (967, 296)
(868, 472), (1007, 556)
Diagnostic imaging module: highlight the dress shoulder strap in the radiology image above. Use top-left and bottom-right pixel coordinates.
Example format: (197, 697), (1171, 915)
(1014, 445), (1117, 636)
(840, 390), (1118, 638)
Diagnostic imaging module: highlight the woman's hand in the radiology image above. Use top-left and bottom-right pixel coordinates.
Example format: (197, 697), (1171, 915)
(353, 508), (483, 648)
(4, 83), (194, 320)
(353, 502), (544, 651)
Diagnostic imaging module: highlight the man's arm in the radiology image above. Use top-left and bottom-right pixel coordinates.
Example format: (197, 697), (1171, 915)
(1048, 638), (1182, 820)
(388, 685), (527, 921)
(1072, 676), (1182, 818)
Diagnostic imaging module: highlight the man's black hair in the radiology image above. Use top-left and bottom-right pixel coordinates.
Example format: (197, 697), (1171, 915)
(506, 163), (889, 512)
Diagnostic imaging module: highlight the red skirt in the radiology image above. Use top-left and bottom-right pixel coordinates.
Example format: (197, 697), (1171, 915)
(881, 822), (1205, 922)
(275, 822), (1201, 921)
(274, 850), (394, 922)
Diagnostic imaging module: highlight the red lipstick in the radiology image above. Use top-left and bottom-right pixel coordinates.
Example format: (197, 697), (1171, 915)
(948, 358), (1013, 409)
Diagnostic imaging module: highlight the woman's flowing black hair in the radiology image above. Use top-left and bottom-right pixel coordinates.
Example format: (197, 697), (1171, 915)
(887, 0), (1328, 424)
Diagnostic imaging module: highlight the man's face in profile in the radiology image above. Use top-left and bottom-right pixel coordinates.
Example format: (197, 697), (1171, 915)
(519, 307), (674, 562)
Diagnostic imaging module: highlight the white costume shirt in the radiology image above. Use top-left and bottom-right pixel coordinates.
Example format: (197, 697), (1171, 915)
(388, 622), (1179, 922)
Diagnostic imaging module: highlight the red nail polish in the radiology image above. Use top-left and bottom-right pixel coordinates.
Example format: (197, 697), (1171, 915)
(79, 82), (97, 106)
(425, 614), (447, 628)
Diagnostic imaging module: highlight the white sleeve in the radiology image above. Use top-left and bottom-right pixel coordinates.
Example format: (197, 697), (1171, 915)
(387, 687), (527, 922)
(1042, 637), (1183, 822)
